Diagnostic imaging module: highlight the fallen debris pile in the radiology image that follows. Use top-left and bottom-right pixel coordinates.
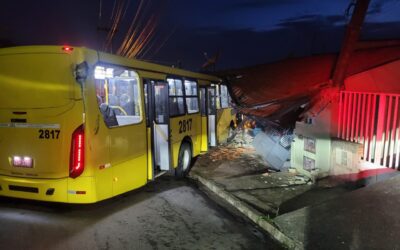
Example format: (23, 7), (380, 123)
(229, 129), (255, 148)
(208, 146), (255, 162)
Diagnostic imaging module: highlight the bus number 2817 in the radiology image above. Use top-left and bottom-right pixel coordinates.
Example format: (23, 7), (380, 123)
(39, 129), (60, 139)
(179, 119), (192, 134)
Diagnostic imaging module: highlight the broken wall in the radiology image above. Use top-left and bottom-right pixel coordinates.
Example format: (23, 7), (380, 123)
(291, 105), (333, 180)
(291, 60), (400, 179)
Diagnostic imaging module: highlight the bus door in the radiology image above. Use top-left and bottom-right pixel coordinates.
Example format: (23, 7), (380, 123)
(147, 80), (171, 177)
(207, 86), (217, 147)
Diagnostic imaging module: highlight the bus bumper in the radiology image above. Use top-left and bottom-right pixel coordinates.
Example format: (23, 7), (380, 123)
(0, 175), (98, 203)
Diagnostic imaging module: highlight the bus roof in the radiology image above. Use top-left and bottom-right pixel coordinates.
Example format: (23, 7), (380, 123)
(0, 45), (221, 83)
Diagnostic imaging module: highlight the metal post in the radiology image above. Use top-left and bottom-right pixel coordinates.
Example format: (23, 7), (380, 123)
(332, 0), (371, 87)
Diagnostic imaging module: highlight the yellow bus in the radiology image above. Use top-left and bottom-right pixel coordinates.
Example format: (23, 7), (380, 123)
(0, 45), (235, 203)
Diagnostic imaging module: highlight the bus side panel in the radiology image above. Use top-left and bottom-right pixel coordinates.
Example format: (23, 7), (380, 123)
(170, 141), (179, 169)
(170, 116), (185, 168)
(147, 127), (153, 180)
(110, 120), (147, 195)
(217, 108), (235, 144)
(84, 76), (113, 202)
(112, 154), (147, 196)
(170, 114), (201, 168)
(200, 116), (208, 152)
(193, 121), (202, 157)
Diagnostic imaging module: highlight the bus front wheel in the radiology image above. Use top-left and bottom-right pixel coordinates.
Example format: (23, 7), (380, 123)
(176, 142), (192, 178)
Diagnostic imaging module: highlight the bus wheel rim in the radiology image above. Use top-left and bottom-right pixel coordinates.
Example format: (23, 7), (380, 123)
(182, 149), (190, 171)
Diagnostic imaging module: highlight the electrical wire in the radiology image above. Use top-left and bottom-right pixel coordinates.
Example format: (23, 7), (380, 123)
(103, 0), (127, 52)
(125, 15), (157, 58)
(123, 0), (156, 58)
(117, 0), (147, 55)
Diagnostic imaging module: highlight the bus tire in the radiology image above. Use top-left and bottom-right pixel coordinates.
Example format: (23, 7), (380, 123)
(175, 142), (192, 178)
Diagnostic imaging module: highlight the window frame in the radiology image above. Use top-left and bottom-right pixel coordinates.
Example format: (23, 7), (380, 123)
(94, 63), (144, 129)
(183, 78), (200, 115)
(212, 83), (221, 110)
(167, 76), (186, 117)
(144, 80), (150, 127)
(199, 87), (207, 116)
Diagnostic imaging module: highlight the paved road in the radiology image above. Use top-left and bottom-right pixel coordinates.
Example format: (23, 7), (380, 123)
(0, 177), (279, 250)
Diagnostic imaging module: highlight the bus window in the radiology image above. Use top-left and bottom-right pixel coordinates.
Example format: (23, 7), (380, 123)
(154, 83), (169, 124)
(215, 84), (221, 109)
(167, 78), (185, 116)
(184, 80), (199, 114)
(220, 84), (229, 108)
(208, 88), (217, 115)
(95, 66), (142, 127)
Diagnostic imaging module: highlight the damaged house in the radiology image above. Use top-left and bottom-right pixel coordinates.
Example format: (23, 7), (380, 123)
(222, 0), (400, 180)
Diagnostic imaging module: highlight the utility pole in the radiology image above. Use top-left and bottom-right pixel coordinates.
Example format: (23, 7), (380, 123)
(332, 0), (371, 87)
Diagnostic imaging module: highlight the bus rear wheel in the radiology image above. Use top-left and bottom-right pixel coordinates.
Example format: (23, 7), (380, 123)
(176, 142), (192, 178)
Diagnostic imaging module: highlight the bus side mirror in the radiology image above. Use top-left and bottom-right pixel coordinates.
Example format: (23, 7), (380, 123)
(75, 62), (89, 84)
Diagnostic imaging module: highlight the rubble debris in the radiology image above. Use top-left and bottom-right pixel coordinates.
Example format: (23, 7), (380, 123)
(230, 129), (255, 148)
(295, 175), (309, 182)
(207, 146), (256, 162)
(253, 127), (293, 171)
(293, 175), (310, 185)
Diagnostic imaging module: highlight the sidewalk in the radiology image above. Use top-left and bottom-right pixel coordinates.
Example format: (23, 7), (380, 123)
(189, 131), (400, 249)
(274, 173), (400, 249)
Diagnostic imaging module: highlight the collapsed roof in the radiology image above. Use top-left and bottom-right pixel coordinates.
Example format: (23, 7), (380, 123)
(222, 43), (400, 126)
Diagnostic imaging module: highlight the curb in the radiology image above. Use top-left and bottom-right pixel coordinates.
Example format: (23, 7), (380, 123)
(189, 172), (304, 250)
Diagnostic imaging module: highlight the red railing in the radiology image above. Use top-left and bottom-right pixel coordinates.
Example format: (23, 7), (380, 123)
(338, 91), (400, 168)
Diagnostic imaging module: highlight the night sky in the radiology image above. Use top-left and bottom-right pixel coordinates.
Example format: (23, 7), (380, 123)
(0, 0), (399, 71)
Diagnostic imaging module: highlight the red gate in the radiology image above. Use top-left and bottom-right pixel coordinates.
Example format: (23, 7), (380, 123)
(338, 91), (400, 168)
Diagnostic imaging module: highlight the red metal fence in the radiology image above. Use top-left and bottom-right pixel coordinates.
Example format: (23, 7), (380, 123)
(338, 91), (400, 168)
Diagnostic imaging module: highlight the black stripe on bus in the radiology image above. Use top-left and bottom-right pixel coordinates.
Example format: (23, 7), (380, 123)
(9, 185), (39, 193)
(11, 119), (27, 123)
(12, 112), (27, 115)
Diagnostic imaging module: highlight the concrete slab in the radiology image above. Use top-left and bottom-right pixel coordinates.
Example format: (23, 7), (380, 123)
(274, 174), (400, 249)
(190, 173), (303, 249)
(192, 145), (318, 216)
(191, 132), (400, 249)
